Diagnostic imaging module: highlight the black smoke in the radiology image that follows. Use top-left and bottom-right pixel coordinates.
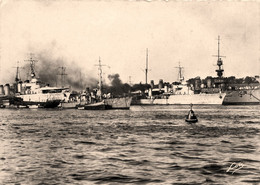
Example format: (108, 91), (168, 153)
(103, 73), (131, 96)
(20, 52), (98, 90)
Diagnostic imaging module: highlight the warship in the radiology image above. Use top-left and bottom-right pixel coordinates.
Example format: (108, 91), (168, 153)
(131, 76), (226, 105)
(223, 83), (260, 105)
(63, 57), (132, 110)
(132, 37), (226, 105)
(0, 56), (70, 108)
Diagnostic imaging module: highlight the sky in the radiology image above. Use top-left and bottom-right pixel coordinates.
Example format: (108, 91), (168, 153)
(0, 0), (259, 86)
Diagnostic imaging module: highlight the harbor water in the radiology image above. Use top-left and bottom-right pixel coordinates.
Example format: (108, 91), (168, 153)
(0, 105), (259, 184)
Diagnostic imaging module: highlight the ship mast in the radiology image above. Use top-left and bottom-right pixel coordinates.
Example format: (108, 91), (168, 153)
(57, 66), (67, 88)
(98, 57), (102, 95)
(95, 57), (104, 96)
(24, 53), (38, 79)
(95, 57), (110, 97)
(128, 76), (132, 85)
(213, 36), (225, 78)
(145, 48), (148, 84)
(14, 61), (21, 83)
(175, 62), (184, 83)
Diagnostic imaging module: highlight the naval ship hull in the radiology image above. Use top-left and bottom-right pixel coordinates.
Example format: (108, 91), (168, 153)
(104, 97), (132, 109)
(223, 89), (260, 105)
(75, 97), (132, 110)
(23, 100), (61, 108)
(132, 93), (225, 105)
(0, 95), (60, 108)
(18, 93), (65, 108)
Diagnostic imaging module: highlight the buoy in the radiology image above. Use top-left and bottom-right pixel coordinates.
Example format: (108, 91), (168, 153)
(185, 104), (198, 123)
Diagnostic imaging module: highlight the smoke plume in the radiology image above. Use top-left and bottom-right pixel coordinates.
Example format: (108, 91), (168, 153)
(20, 51), (98, 90)
(104, 73), (131, 95)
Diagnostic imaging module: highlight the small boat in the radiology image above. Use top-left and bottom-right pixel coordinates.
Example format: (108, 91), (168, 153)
(18, 105), (28, 108)
(185, 104), (198, 123)
(84, 101), (106, 110)
(77, 106), (85, 110)
(28, 105), (38, 109)
(77, 101), (106, 110)
(59, 102), (78, 109)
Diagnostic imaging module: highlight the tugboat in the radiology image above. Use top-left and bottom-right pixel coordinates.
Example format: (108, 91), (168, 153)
(185, 104), (198, 123)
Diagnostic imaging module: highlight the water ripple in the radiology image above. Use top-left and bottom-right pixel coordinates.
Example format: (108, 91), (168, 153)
(0, 105), (259, 184)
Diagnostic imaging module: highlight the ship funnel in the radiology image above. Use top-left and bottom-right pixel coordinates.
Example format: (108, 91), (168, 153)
(150, 80), (154, 89)
(194, 78), (201, 90)
(86, 87), (90, 94)
(159, 79), (164, 90)
(0, 85), (4, 95)
(17, 81), (23, 93)
(164, 85), (168, 93)
(4, 84), (10, 95)
(206, 77), (212, 88)
(148, 88), (152, 97)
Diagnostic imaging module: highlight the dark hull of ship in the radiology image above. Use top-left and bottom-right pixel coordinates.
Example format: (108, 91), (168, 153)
(223, 102), (260, 105)
(0, 96), (23, 106)
(23, 100), (61, 108)
(84, 104), (106, 110)
(77, 97), (132, 110)
(0, 96), (61, 108)
(105, 105), (131, 110)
